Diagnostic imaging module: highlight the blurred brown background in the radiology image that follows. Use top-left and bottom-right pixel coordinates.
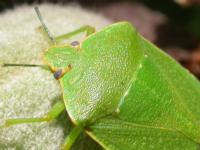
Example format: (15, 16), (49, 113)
(0, 0), (200, 78)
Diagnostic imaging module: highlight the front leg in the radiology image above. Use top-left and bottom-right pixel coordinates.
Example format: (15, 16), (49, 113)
(55, 25), (95, 42)
(0, 101), (65, 128)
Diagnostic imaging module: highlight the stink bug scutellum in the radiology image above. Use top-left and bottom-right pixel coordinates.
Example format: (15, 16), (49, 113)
(1, 6), (200, 150)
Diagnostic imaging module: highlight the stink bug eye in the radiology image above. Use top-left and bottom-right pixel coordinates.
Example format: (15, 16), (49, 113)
(53, 69), (62, 80)
(52, 64), (72, 80)
(70, 41), (79, 47)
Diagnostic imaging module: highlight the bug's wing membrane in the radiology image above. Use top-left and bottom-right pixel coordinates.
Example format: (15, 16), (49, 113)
(117, 35), (200, 144)
(88, 117), (199, 150)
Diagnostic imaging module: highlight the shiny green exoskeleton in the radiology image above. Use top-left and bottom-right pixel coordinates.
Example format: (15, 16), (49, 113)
(1, 7), (200, 150)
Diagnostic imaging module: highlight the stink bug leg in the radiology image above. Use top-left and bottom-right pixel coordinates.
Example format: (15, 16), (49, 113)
(55, 25), (95, 43)
(62, 124), (84, 150)
(37, 24), (95, 45)
(0, 101), (65, 128)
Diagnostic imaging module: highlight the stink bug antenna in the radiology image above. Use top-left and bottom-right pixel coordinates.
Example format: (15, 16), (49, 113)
(34, 6), (56, 44)
(1, 7), (53, 71)
(2, 63), (50, 70)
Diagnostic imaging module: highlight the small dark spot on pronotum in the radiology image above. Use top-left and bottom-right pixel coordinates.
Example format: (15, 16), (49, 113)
(70, 41), (79, 47)
(53, 69), (62, 80)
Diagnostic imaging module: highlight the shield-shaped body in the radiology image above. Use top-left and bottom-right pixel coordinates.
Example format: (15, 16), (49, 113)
(44, 22), (200, 150)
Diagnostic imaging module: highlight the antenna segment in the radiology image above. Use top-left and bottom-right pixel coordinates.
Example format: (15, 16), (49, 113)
(34, 6), (56, 44)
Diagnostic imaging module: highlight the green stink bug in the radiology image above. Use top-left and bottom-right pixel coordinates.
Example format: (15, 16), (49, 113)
(1, 6), (200, 150)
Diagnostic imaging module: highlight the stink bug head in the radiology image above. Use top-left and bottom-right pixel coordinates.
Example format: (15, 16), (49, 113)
(44, 46), (79, 69)
(34, 6), (84, 80)
(43, 45), (81, 80)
